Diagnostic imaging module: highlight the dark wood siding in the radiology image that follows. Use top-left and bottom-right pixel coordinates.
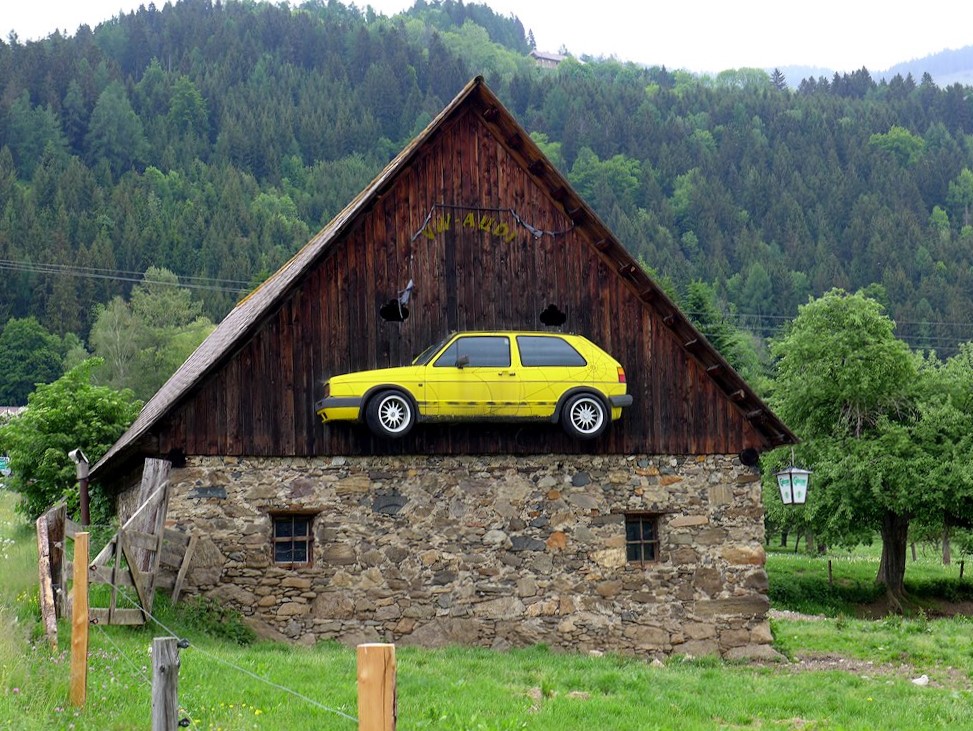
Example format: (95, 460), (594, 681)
(155, 108), (767, 457)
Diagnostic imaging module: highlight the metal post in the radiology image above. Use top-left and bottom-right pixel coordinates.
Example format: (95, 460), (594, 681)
(69, 449), (90, 527)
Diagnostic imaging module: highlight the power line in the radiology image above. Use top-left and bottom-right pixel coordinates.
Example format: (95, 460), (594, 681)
(0, 258), (253, 294)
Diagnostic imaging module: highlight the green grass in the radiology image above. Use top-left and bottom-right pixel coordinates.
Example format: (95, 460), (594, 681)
(2, 491), (972, 730)
(766, 537), (973, 616)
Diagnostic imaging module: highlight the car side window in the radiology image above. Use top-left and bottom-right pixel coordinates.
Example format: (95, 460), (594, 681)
(517, 336), (587, 367)
(434, 336), (511, 367)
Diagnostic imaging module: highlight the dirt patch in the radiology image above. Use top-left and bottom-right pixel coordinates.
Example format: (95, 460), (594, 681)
(779, 652), (971, 690)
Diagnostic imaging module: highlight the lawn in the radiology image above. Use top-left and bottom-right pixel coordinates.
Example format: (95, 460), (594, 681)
(2, 490), (971, 730)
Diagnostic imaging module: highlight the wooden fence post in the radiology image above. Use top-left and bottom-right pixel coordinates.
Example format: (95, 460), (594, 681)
(152, 637), (181, 731)
(69, 532), (89, 708)
(357, 643), (396, 731)
(35, 514), (58, 650)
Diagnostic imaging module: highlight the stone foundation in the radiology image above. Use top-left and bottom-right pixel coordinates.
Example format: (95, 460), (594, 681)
(152, 454), (774, 659)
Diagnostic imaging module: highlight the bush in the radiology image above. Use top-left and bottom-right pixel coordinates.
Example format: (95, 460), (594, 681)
(0, 359), (141, 523)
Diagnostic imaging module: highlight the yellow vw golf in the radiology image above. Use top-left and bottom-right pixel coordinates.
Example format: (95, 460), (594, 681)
(315, 331), (632, 439)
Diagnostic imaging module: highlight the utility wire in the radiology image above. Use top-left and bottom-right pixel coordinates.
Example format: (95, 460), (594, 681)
(0, 258), (252, 294)
(99, 578), (358, 725)
(3, 254), (971, 353)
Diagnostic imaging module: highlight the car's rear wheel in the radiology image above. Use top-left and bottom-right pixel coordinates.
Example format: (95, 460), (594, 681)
(561, 393), (608, 439)
(365, 390), (415, 438)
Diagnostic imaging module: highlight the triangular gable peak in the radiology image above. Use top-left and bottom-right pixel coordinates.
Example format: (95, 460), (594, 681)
(93, 77), (794, 480)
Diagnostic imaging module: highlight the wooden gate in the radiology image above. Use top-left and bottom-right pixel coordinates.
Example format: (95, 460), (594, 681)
(36, 458), (197, 642)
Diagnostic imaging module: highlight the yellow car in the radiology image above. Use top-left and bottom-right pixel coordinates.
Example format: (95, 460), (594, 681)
(315, 332), (632, 439)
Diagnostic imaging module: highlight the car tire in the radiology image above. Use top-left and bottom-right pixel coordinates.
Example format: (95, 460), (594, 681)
(365, 390), (415, 438)
(561, 392), (608, 439)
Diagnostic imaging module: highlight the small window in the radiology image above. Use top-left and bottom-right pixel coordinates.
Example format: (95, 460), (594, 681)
(625, 514), (660, 565)
(517, 336), (587, 367)
(434, 336), (510, 368)
(272, 514), (314, 566)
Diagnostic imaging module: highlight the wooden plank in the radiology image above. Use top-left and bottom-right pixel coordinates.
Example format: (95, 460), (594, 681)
(170, 532), (198, 604)
(118, 531), (151, 619)
(64, 518), (81, 538)
(88, 565), (136, 587)
(35, 515), (58, 651)
(90, 608), (144, 626)
(124, 530), (162, 551)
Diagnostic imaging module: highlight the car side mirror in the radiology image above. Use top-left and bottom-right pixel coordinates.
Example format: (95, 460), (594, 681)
(456, 354), (470, 369)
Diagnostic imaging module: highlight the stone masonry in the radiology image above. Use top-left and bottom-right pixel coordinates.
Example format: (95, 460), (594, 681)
(155, 454), (775, 659)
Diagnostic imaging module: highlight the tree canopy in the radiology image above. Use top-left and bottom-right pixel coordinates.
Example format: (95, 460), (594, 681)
(0, 358), (141, 523)
(765, 290), (973, 602)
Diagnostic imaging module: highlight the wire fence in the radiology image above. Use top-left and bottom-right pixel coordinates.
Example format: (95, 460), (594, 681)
(86, 575), (358, 727)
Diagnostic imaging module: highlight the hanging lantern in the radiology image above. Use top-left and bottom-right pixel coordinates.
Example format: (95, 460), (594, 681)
(775, 465), (812, 505)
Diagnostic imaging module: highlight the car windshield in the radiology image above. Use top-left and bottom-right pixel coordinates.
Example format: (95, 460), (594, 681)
(412, 336), (452, 366)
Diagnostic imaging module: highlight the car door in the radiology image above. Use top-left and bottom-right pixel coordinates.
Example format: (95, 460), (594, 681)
(514, 335), (590, 417)
(425, 335), (523, 418)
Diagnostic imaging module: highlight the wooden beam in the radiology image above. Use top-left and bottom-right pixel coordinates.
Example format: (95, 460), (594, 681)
(746, 409), (764, 419)
(171, 533), (198, 605)
(684, 338), (699, 348)
(528, 159), (545, 175)
(70, 532), (89, 708)
(663, 314), (677, 326)
(618, 263), (638, 278)
(706, 364), (723, 374)
(152, 637), (181, 731)
(567, 207), (585, 223)
(36, 515), (58, 651)
(358, 644), (397, 731)
(90, 608), (145, 625)
(729, 389), (746, 401)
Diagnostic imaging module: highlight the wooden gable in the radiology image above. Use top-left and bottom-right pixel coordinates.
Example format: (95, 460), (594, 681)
(93, 78), (794, 479)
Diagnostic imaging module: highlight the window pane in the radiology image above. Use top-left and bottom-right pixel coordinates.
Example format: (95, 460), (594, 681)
(625, 519), (641, 542)
(517, 336), (587, 367)
(275, 520), (293, 538)
(455, 336), (511, 367)
(293, 518), (309, 537)
(641, 520), (655, 540)
(275, 543), (294, 563)
(626, 544), (641, 562)
(292, 544), (308, 562)
(433, 341), (459, 367)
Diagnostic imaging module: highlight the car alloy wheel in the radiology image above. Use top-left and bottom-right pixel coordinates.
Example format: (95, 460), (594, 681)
(366, 390), (415, 438)
(562, 393), (607, 439)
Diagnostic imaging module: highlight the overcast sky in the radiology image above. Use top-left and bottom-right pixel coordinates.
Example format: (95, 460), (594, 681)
(3, 0), (971, 73)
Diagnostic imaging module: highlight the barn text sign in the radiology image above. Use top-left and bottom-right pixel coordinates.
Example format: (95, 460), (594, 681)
(418, 211), (518, 244)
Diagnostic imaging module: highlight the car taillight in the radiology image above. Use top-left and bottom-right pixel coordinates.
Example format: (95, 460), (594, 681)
(617, 367), (626, 383)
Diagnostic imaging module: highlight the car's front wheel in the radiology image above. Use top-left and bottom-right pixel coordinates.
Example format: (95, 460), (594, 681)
(561, 393), (608, 439)
(365, 390), (415, 438)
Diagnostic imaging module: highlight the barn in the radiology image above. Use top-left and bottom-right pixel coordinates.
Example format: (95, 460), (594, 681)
(92, 77), (795, 658)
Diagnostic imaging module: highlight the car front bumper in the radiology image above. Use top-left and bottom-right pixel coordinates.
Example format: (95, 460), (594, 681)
(315, 396), (363, 423)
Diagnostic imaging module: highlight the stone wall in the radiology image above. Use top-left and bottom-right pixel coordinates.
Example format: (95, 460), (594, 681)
(153, 454), (775, 659)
